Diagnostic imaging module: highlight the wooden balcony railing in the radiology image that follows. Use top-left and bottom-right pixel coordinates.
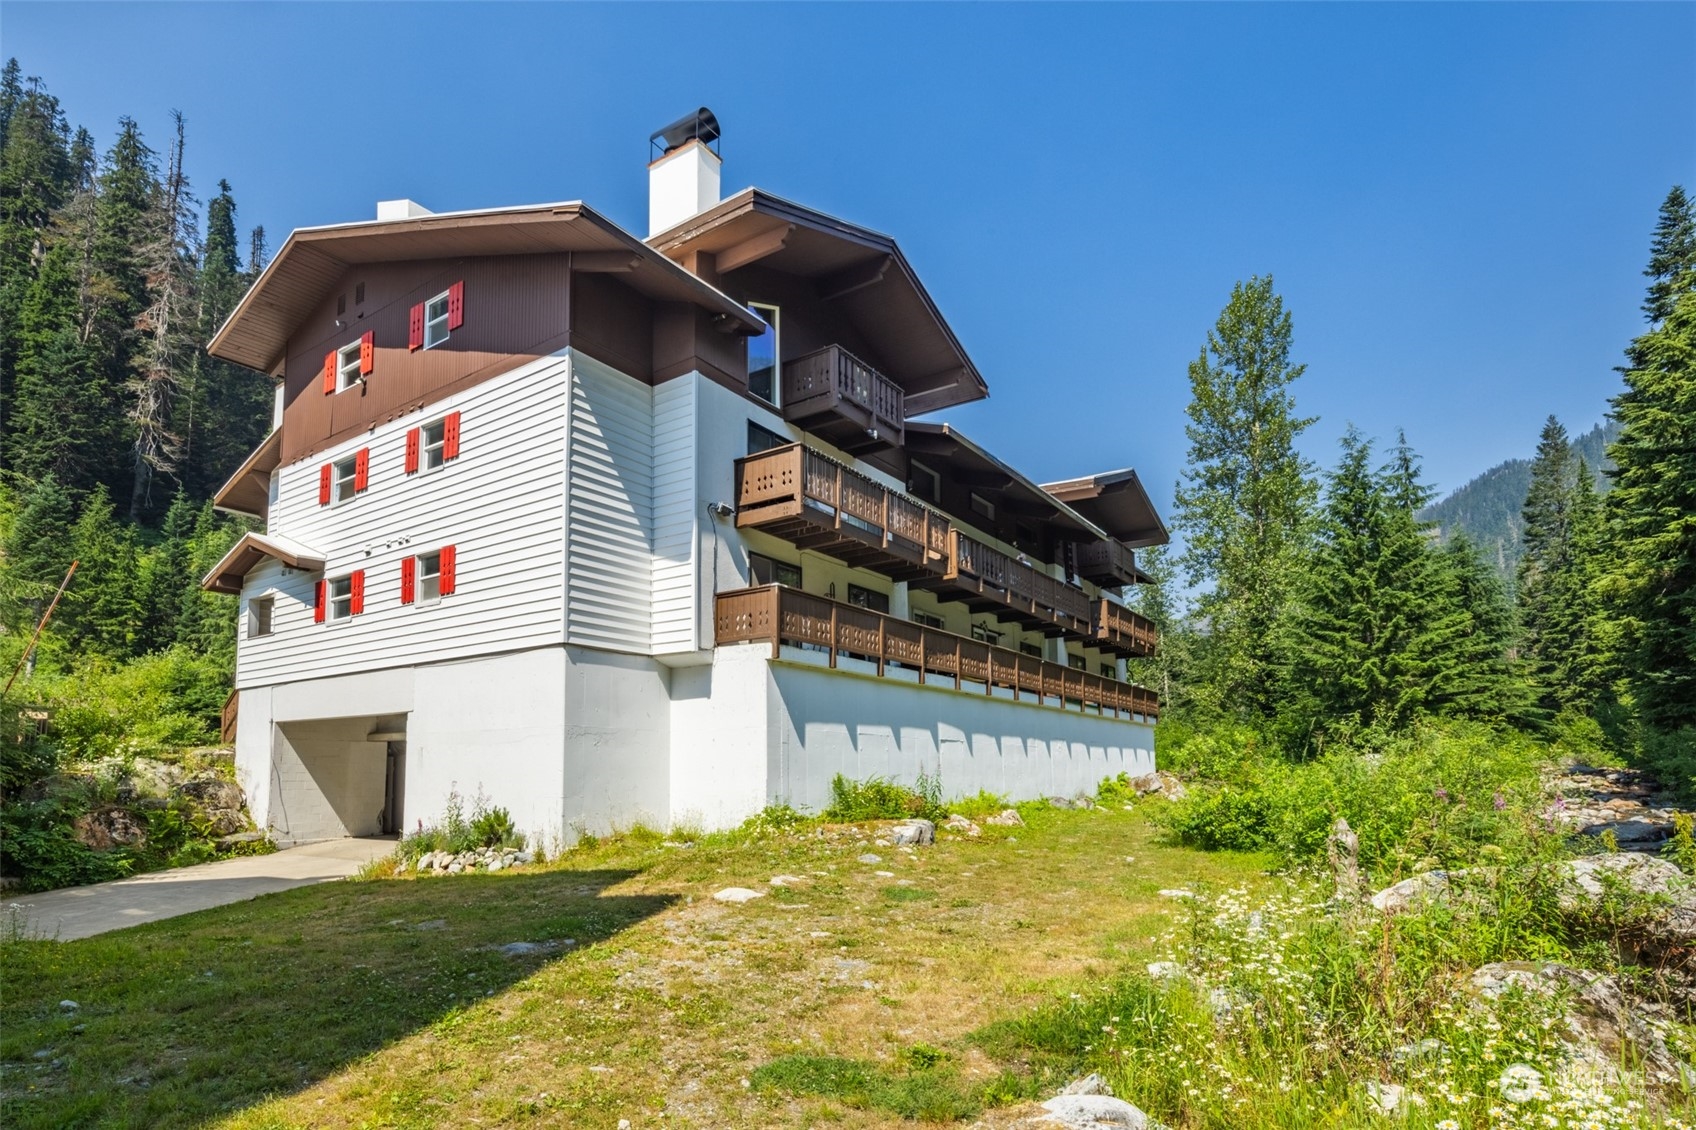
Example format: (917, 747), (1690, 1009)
(945, 530), (1094, 635)
(1073, 539), (1142, 589)
(736, 443), (949, 580)
(715, 585), (1159, 719)
(1095, 599), (1159, 657)
(781, 345), (905, 452)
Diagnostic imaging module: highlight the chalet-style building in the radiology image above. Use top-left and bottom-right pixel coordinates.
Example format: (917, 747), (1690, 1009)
(203, 111), (1166, 844)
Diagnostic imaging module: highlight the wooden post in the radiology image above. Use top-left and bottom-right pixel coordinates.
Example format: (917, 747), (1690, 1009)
(954, 636), (962, 691)
(829, 604), (838, 668)
(769, 586), (780, 660)
(877, 615), (886, 677)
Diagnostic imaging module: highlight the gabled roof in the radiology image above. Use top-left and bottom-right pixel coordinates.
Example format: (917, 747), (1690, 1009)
(208, 202), (767, 373)
(905, 423), (1108, 541)
(1041, 469), (1170, 549)
(202, 532), (325, 595)
(648, 188), (988, 416)
(211, 426), (282, 519)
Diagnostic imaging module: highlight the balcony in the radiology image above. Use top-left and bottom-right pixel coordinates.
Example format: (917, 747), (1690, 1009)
(1095, 599), (1159, 657)
(735, 443), (949, 582)
(715, 585), (1159, 719)
(781, 345), (904, 453)
(1073, 539), (1143, 589)
(936, 530), (1094, 637)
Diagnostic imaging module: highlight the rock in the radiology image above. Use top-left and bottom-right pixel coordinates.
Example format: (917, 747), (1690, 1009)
(1156, 889), (1194, 900)
(1585, 819), (1672, 845)
(1364, 1081), (1407, 1115)
(447, 862), (464, 874)
(1036, 1093), (1150, 1128)
(1369, 871), (1451, 915)
(1061, 1073), (1113, 1096)
(1327, 818), (1361, 902)
(944, 814), (981, 836)
(874, 870), (896, 878)
(216, 831), (266, 850)
(412, 919), (447, 931)
(769, 874), (806, 887)
(857, 853), (883, 864)
(499, 941), (545, 956)
(487, 860), (504, 873)
(71, 807), (147, 852)
(20, 772), (98, 805)
(1048, 796), (1077, 810)
(1145, 961), (1184, 984)
(514, 851), (534, 864)
(890, 819), (935, 846)
(178, 774), (244, 811)
(1467, 961), (1688, 1090)
(712, 887), (765, 904)
(110, 758), (185, 800)
(1127, 771), (1188, 800)
(1557, 853), (1687, 912)
(59, 1000), (78, 1012)
(985, 809), (1025, 827)
(203, 808), (248, 837)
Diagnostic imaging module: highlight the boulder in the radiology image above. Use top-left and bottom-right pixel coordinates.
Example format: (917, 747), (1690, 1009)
(712, 887), (765, 904)
(1369, 871), (1451, 915)
(985, 809), (1025, 827)
(71, 807), (147, 852)
(203, 809), (248, 837)
(1035, 1094), (1150, 1128)
(944, 814), (981, 836)
(1557, 852), (1687, 912)
(178, 775), (245, 812)
(216, 831), (267, 850)
(1126, 771), (1187, 800)
(20, 772), (98, 805)
(1060, 1073), (1113, 1096)
(890, 819), (935, 847)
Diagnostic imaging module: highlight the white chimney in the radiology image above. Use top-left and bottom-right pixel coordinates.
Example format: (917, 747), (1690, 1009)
(377, 198), (433, 221)
(648, 108), (722, 237)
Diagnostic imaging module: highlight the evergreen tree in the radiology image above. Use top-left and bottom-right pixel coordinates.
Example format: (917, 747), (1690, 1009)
(141, 491), (197, 646)
(1606, 264), (1696, 733)
(1434, 533), (1531, 722)
(1124, 543), (1192, 709)
(1516, 415), (1573, 717)
(0, 474), (74, 632)
(64, 484), (143, 657)
(0, 59), (22, 143)
(1542, 462), (1613, 718)
(1643, 186), (1696, 326)
(174, 501), (239, 670)
(1173, 275), (1318, 718)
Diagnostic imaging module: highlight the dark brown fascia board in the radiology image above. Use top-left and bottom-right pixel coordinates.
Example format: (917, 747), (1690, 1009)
(201, 532), (325, 595)
(208, 201), (765, 372)
(650, 188), (990, 408)
(905, 422), (1109, 541)
(211, 426), (284, 519)
(1041, 468), (1171, 549)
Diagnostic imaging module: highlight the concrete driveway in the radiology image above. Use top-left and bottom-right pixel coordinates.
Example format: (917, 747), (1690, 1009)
(3, 838), (395, 942)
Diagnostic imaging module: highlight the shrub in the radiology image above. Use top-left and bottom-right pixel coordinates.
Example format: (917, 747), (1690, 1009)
(825, 773), (946, 822)
(469, 805), (520, 849)
(948, 789), (1010, 819)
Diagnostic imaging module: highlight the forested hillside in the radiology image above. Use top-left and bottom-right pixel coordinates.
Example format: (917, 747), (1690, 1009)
(0, 59), (276, 887)
(1423, 419), (1619, 581)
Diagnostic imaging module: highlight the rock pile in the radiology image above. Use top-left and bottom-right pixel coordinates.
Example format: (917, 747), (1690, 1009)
(1547, 763), (1684, 851)
(413, 847), (533, 874)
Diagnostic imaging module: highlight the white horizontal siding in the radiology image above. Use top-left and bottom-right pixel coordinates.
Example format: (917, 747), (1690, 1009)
(565, 354), (654, 652)
(235, 353), (570, 689)
(651, 376), (698, 653)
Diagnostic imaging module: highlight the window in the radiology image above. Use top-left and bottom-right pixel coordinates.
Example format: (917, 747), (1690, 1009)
(248, 596), (274, 638)
(747, 303), (780, 405)
(847, 584), (889, 614)
(332, 455), (360, 504)
(416, 551), (442, 604)
(424, 290), (451, 348)
(1100, 663), (1118, 680)
(971, 622), (1003, 645)
(354, 281), (365, 305)
(336, 342), (362, 391)
(329, 575), (355, 620)
(1020, 642), (1043, 658)
(970, 492), (996, 522)
(421, 419), (448, 470)
(910, 461), (942, 503)
(747, 420), (787, 455)
(749, 553), (800, 588)
(912, 610), (945, 629)
(1068, 653), (1087, 671)
(406, 412), (460, 474)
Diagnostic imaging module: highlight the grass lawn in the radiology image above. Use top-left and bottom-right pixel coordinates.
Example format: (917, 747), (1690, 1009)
(1, 804), (1271, 1128)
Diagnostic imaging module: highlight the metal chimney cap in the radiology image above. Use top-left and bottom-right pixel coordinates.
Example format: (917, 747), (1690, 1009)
(650, 108), (721, 158)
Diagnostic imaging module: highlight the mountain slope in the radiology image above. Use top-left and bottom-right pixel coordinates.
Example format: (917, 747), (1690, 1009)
(1423, 420), (1619, 581)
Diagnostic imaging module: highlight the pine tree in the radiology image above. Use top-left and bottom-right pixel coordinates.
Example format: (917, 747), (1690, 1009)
(0, 474), (74, 632)
(140, 491), (197, 647)
(1543, 462), (1612, 717)
(0, 59), (22, 143)
(1516, 415), (1573, 717)
(1124, 543), (1191, 709)
(1434, 534), (1531, 722)
(1644, 186), (1696, 326)
(1173, 275), (1318, 718)
(64, 484), (143, 657)
(174, 501), (239, 671)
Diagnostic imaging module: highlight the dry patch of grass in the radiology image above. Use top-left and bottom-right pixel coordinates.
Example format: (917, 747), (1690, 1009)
(1, 805), (1271, 1128)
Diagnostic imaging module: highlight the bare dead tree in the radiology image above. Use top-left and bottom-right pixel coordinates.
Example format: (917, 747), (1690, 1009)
(126, 109), (199, 521)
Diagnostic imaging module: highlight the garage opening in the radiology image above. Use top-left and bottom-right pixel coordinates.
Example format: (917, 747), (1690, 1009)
(271, 714), (408, 844)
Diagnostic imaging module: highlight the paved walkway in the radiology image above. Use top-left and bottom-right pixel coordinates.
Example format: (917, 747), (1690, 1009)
(3, 838), (394, 942)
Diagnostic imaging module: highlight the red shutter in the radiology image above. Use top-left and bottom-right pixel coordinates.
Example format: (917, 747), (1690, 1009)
(359, 330), (374, 375)
(350, 570), (365, 615)
(408, 303), (425, 351)
(443, 410), (461, 461)
(354, 447), (370, 492)
(318, 463), (332, 506)
(447, 280), (465, 329)
(439, 545), (457, 596)
(404, 428), (420, 474)
(323, 351), (336, 394)
(314, 580), (327, 623)
(400, 556), (416, 604)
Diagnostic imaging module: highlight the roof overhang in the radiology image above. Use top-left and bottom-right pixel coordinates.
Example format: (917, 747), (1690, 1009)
(905, 423), (1108, 541)
(201, 532), (325, 595)
(208, 201), (766, 373)
(1041, 468), (1170, 549)
(212, 427), (283, 519)
(649, 188), (988, 416)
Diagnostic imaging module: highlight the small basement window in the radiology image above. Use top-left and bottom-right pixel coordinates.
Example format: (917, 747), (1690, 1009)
(424, 290), (451, 348)
(336, 342), (362, 391)
(333, 454), (359, 504)
(421, 418), (448, 471)
(847, 584), (889, 614)
(749, 553), (800, 588)
(248, 596), (274, 638)
(328, 575), (355, 621)
(416, 551), (442, 604)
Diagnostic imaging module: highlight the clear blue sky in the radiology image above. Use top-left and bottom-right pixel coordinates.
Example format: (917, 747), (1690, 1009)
(5, 3), (1692, 512)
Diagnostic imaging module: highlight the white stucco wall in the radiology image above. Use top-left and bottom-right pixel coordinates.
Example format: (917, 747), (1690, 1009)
(669, 643), (777, 831)
(560, 646), (672, 838)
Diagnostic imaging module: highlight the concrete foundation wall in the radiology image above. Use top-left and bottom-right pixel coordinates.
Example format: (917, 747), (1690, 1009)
(271, 719), (389, 842)
(561, 646), (672, 837)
